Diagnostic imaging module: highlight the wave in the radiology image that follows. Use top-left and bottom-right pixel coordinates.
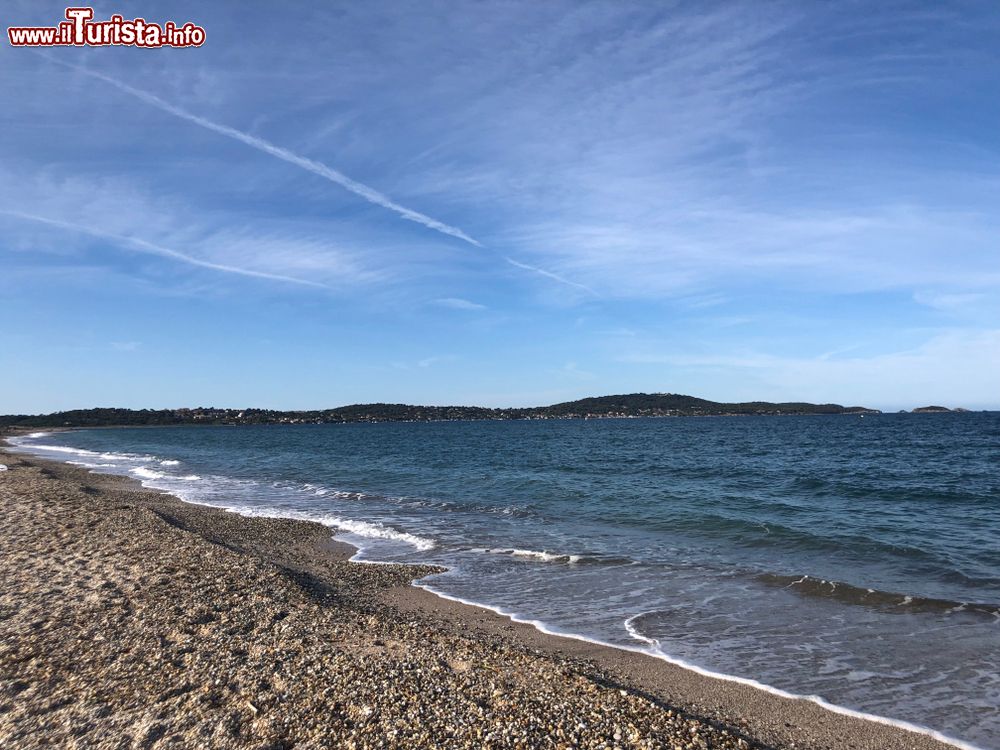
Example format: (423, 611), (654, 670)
(319, 516), (435, 551)
(758, 573), (1000, 619)
(13, 438), (187, 480)
(405, 497), (539, 519)
(499, 548), (583, 564)
(14, 442), (147, 463)
(269, 477), (542, 521)
(482, 547), (632, 566)
(661, 511), (952, 569)
(12, 436), (435, 554)
(132, 467), (166, 480)
(20, 443), (101, 456)
(132, 468), (199, 482)
(213, 505), (436, 552)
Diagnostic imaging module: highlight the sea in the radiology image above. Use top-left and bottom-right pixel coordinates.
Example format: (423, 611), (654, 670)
(9, 413), (999, 748)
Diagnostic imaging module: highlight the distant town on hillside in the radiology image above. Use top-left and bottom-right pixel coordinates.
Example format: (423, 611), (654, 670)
(0, 393), (899, 428)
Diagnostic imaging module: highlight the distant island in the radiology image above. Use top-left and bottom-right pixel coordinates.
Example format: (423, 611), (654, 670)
(909, 406), (968, 414)
(0, 393), (882, 428)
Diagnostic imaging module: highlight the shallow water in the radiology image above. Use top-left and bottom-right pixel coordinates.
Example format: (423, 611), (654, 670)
(12, 413), (1000, 748)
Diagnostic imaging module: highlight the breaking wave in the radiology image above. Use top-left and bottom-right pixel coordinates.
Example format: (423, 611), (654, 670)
(758, 574), (1000, 619)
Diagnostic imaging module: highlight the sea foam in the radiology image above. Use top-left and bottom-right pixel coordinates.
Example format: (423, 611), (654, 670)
(132, 467), (166, 480)
(494, 548), (583, 564)
(320, 516), (436, 551)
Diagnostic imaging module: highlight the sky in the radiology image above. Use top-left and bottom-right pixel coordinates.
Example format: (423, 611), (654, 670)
(2, 0), (999, 413)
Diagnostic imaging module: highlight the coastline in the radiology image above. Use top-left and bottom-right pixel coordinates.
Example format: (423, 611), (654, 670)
(0, 439), (973, 750)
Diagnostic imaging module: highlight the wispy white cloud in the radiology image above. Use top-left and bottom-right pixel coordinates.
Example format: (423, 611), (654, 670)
(0, 167), (380, 290)
(503, 204), (1000, 299)
(554, 361), (596, 381)
(390, 354), (458, 370)
(325, 4), (997, 303)
(504, 257), (596, 295)
(110, 341), (142, 352)
(418, 355), (456, 368)
(913, 290), (987, 312)
(44, 56), (481, 248)
(433, 297), (487, 311)
(2, 210), (329, 288)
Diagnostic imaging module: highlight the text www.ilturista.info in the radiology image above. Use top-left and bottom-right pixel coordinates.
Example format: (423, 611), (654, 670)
(8, 7), (205, 48)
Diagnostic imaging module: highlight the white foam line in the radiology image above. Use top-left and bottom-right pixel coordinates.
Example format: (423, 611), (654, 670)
(14, 441), (147, 463)
(413, 584), (983, 750)
(12, 436), (436, 552)
(493, 547), (580, 563)
(323, 516), (435, 551)
(12, 443), (99, 456)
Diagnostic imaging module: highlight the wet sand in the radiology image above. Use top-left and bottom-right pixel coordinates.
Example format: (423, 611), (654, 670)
(0, 443), (962, 749)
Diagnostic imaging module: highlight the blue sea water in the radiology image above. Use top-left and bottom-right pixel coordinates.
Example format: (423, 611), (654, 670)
(11, 413), (1000, 748)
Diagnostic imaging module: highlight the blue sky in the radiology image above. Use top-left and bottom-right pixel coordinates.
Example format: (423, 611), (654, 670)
(2, 1), (999, 413)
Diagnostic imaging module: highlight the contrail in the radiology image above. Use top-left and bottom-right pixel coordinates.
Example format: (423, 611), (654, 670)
(45, 57), (480, 247)
(3, 211), (328, 288)
(504, 257), (597, 295)
(39, 57), (599, 295)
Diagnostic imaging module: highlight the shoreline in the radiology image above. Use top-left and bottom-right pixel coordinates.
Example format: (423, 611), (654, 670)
(397, 584), (980, 750)
(0, 438), (975, 750)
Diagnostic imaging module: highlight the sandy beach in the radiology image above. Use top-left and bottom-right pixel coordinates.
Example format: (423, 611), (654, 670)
(0, 441), (962, 750)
